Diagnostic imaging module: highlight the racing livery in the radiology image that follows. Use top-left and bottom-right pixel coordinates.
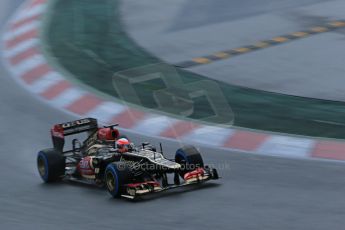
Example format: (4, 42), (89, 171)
(37, 118), (219, 199)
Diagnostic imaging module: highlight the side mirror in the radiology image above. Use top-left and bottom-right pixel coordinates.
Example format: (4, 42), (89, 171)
(141, 142), (150, 149)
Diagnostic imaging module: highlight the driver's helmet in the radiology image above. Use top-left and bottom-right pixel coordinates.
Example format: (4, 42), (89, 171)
(115, 138), (130, 153)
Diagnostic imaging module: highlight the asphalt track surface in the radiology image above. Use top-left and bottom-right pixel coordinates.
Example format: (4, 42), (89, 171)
(1, 1), (345, 230)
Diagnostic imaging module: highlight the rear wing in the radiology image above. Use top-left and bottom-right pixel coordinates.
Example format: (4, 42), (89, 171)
(51, 118), (98, 152)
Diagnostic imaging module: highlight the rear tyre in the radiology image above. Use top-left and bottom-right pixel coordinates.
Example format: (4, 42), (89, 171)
(175, 145), (204, 178)
(105, 162), (133, 198)
(37, 148), (65, 183)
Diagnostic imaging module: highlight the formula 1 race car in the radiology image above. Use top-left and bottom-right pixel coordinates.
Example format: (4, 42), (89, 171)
(37, 118), (219, 199)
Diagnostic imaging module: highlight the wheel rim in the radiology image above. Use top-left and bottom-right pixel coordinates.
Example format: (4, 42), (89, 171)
(106, 171), (116, 192)
(38, 157), (46, 177)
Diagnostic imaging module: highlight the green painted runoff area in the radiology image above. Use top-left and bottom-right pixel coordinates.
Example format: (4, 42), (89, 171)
(44, 0), (345, 139)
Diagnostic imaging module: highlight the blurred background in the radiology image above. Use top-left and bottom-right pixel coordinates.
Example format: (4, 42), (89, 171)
(1, 0), (345, 229)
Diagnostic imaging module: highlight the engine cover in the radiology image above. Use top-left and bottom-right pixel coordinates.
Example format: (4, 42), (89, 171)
(97, 128), (119, 141)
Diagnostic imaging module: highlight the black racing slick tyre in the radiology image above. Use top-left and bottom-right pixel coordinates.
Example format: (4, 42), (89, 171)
(105, 162), (133, 198)
(175, 145), (204, 177)
(37, 148), (65, 183)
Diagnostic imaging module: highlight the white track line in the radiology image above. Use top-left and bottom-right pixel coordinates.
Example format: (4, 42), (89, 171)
(13, 54), (45, 76)
(256, 136), (316, 158)
(3, 39), (38, 58)
(132, 115), (179, 136)
(14, 54), (46, 76)
(182, 126), (235, 147)
(12, 4), (45, 23)
(4, 21), (39, 41)
(49, 88), (85, 107)
(86, 101), (127, 123)
(29, 71), (64, 93)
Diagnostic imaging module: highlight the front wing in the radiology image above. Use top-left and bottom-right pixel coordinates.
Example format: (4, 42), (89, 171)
(121, 167), (219, 199)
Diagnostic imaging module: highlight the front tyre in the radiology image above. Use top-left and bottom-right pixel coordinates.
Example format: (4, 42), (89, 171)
(37, 148), (65, 183)
(105, 162), (132, 198)
(175, 145), (204, 177)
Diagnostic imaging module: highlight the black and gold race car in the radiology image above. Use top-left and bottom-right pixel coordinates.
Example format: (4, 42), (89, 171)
(37, 118), (219, 199)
